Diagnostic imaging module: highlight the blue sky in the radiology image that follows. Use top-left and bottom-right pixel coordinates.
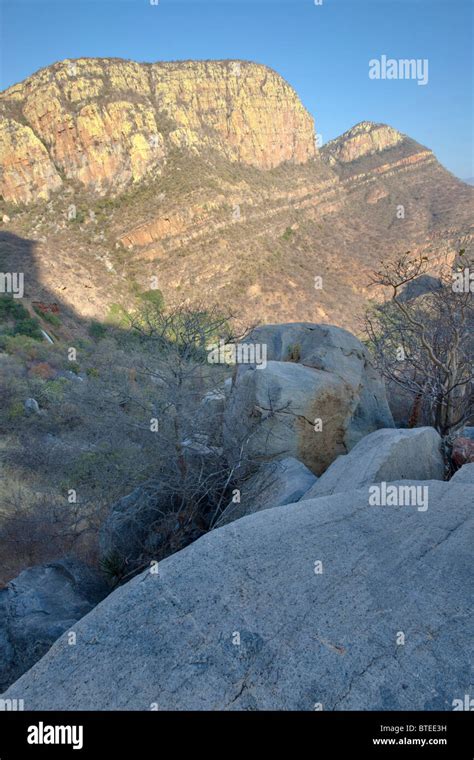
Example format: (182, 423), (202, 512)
(0, 0), (472, 178)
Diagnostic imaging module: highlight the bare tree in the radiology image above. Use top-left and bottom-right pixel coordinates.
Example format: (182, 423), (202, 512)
(365, 249), (473, 436)
(95, 302), (259, 579)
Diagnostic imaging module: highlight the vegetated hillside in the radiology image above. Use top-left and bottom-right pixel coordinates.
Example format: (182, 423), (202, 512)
(0, 58), (472, 338)
(0, 59), (472, 708)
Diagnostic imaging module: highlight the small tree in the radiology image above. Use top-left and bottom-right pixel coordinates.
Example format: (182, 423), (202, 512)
(365, 250), (473, 436)
(127, 301), (244, 474)
(94, 301), (258, 576)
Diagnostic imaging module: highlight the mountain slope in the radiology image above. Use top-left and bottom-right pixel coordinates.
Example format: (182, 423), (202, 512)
(0, 59), (472, 335)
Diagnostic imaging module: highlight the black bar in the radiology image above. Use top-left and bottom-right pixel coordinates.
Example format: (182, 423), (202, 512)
(0, 711), (472, 757)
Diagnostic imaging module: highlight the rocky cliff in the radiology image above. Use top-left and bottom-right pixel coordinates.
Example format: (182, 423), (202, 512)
(322, 121), (408, 165)
(0, 58), (316, 204)
(0, 59), (472, 333)
(320, 121), (438, 185)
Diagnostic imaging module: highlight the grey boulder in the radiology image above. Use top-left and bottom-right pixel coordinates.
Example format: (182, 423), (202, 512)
(216, 456), (316, 526)
(223, 323), (393, 476)
(450, 462), (474, 484)
(0, 558), (108, 692)
(3, 478), (472, 710)
(99, 482), (163, 567)
(302, 427), (445, 499)
(24, 398), (40, 415)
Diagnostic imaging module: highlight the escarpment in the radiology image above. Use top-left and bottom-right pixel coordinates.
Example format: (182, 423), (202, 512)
(0, 59), (472, 333)
(0, 58), (316, 204)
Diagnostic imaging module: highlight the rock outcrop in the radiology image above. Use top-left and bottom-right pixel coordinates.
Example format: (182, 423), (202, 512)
(217, 456), (316, 526)
(223, 324), (393, 476)
(3, 478), (471, 710)
(450, 462), (474, 484)
(0, 58), (316, 203)
(99, 482), (163, 567)
(302, 427), (445, 499)
(320, 121), (436, 181)
(0, 558), (108, 692)
(322, 122), (406, 166)
(1, 60), (472, 333)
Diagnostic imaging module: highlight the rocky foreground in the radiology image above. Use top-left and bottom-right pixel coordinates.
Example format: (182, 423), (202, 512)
(3, 469), (473, 710)
(1, 322), (472, 709)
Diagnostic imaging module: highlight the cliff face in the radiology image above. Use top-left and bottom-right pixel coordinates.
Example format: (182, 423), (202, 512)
(0, 60), (472, 335)
(320, 121), (438, 182)
(322, 122), (406, 165)
(0, 58), (316, 204)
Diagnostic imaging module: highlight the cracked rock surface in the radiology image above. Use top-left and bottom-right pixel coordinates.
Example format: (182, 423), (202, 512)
(3, 478), (472, 710)
(302, 427), (445, 499)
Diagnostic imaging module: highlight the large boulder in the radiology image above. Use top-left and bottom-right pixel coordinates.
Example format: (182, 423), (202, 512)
(302, 427), (445, 499)
(3, 478), (471, 710)
(99, 465), (219, 572)
(397, 274), (443, 302)
(216, 457), (316, 527)
(450, 462), (474, 485)
(223, 323), (393, 475)
(0, 558), (108, 692)
(24, 397), (40, 415)
(99, 482), (166, 567)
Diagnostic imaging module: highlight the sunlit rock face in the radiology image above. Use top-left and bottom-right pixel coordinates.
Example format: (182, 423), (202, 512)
(0, 58), (317, 204)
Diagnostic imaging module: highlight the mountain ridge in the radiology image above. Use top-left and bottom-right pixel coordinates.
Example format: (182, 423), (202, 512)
(0, 58), (316, 204)
(0, 57), (472, 334)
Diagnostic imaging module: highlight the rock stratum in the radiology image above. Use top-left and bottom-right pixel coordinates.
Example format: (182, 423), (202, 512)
(0, 58), (472, 332)
(0, 59), (316, 203)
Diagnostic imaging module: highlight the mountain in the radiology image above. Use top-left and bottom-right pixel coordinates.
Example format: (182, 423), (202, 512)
(0, 58), (472, 334)
(0, 59), (316, 203)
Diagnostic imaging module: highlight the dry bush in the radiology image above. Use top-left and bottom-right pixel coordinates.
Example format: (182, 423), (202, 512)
(365, 250), (473, 436)
(0, 484), (99, 585)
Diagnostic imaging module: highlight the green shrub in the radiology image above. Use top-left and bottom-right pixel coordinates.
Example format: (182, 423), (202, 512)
(67, 361), (80, 375)
(14, 317), (43, 339)
(88, 320), (108, 339)
(100, 551), (126, 585)
(0, 296), (42, 339)
(69, 208), (86, 224)
(7, 401), (25, 421)
(139, 289), (165, 310)
(106, 303), (129, 328)
(285, 343), (301, 362)
(40, 311), (61, 327)
(282, 226), (294, 240)
(41, 377), (68, 403)
(2, 334), (41, 356)
(0, 295), (29, 321)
